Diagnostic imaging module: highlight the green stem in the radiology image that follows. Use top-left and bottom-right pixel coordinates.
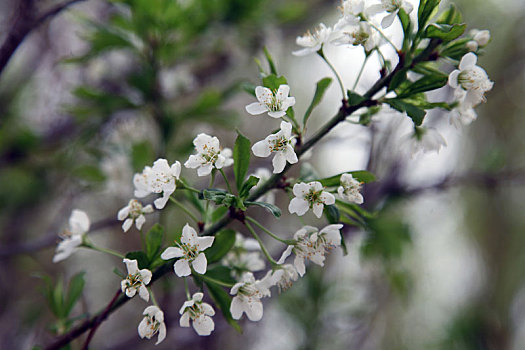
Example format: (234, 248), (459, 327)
(219, 168), (233, 194)
(177, 180), (201, 194)
(197, 273), (234, 288)
(368, 21), (398, 52)
(317, 48), (346, 99)
(149, 287), (159, 306)
(170, 197), (199, 224)
(83, 241), (124, 259)
(352, 53), (370, 90)
(205, 170), (216, 225)
(184, 277), (191, 299)
(244, 221), (278, 265)
(245, 216), (293, 245)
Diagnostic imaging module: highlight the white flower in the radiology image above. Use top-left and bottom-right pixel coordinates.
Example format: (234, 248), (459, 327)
(448, 53), (493, 107)
(404, 127), (447, 156)
(245, 85), (296, 118)
(252, 121), (298, 174)
(160, 224), (214, 277)
(292, 23), (332, 56)
(251, 168), (276, 205)
(272, 264), (299, 292)
(138, 305), (166, 345)
(184, 134), (233, 177)
(121, 259), (152, 301)
(223, 233), (265, 277)
(288, 181), (335, 218)
(118, 199), (154, 232)
(133, 159), (182, 209)
(331, 21), (378, 52)
(230, 272), (276, 321)
(334, 0), (365, 30)
(179, 292), (215, 336)
(53, 209), (90, 263)
(278, 224), (343, 276)
(337, 173), (364, 204)
(367, 0), (413, 28)
(467, 29), (490, 51)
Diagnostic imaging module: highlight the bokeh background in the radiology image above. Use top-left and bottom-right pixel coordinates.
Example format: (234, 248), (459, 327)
(1, 0), (525, 349)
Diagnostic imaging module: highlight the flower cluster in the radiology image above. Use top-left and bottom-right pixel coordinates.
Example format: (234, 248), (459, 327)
(134, 158), (181, 209)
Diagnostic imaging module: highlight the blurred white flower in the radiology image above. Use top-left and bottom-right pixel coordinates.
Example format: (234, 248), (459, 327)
(245, 85), (296, 118)
(160, 224), (214, 277)
(252, 121), (298, 174)
(184, 134), (233, 177)
(331, 21), (378, 52)
(230, 272), (276, 321)
(121, 259), (152, 301)
(53, 210), (90, 263)
(448, 53), (493, 107)
(337, 173), (364, 204)
(367, 0), (413, 28)
(403, 127), (447, 156)
(272, 264), (299, 292)
(179, 292), (215, 336)
(138, 305), (166, 345)
(293, 23), (332, 56)
(118, 199), (154, 232)
(334, 0), (364, 30)
(223, 233), (266, 277)
(288, 181), (335, 218)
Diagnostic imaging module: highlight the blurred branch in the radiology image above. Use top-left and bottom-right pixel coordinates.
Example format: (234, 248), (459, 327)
(0, 0), (86, 77)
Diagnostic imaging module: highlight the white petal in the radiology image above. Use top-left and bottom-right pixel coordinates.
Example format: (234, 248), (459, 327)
(180, 312), (190, 327)
(175, 259), (192, 277)
(381, 11), (397, 28)
(161, 246), (184, 259)
(192, 253), (208, 275)
(312, 202), (324, 218)
(140, 269), (152, 284)
(156, 323), (166, 345)
(252, 140), (271, 158)
(245, 102), (268, 115)
(230, 296), (243, 320)
(138, 285), (150, 302)
(69, 209), (90, 234)
(288, 198), (309, 216)
(292, 46), (318, 56)
(197, 164), (213, 177)
(122, 218), (133, 232)
(272, 152), (287, 173)
(182, 224), (198, 245)
(118, 206), (130, 220)
(137, 318), (148, 338)
(320, 192), (335, 205)
(294, 256), (306, 277)
(267, 111), (287, 118)
(292, 182), (309, 197)
(135, 215), (146, 230)
(193, 315), (215, 336)
(126, 287), (137, 298)
(154, 193), (170, 210)
(284, 146), (298, 164)
(448, 70), (460, 89)
(459, 52), (477, 70)
(245, 299), (264, 321)
(280, 121), (293, 137)
(202, 303), (215, 316)
(196, 236), (215, 251)
(124, 258), (139, 274)
(255, 86), (272, 102)
(277, 245), (293, 264)
(170, 161), (181, 178)
(184, 155), (201, 169)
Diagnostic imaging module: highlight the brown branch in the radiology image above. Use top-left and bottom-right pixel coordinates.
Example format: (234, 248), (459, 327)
(0, 0), (86, 77)
(81, 289), (122, 350)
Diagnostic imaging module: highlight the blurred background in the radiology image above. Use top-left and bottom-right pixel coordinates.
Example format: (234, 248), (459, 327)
(1, 0), (525, 349)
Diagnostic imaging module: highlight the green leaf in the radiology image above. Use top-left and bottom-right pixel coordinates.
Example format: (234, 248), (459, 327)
(386, 99), (427, 126)
(398, 9), (413, 51)
(440, 38), (472, 60)
(317, 170), (377, 187)
(303, 78), (332, 125)
(131, 141), (154, 172)
(205, 266), (237, 285)
(418, 0), (441, 32)
(72, 165), (106, 183)
(324, 205), (340, 224)
(436, 4), (462, 25)
(388, 68), (408, 91)
(396, 74), (448, 98)
(239, 175), (259, 199)
(64, 272), (85, 316)
(233, 132), (251, 191)
(361, 216), (411, 261)
(205, 281), (242, 333)
(125, 251), (149, 269)
(263, 47), (278, 75)
(241, 82), (256, 97)
(244, 201), (282, 217)
(205, 229), (236, 264)
(211, 206), (229, 222)
(424, 23), (466, 42)
(146, 224), (164, 261)
(262, 74), (287, 91)
(53, 277), (65, 318)
(347, 90), (365, 107)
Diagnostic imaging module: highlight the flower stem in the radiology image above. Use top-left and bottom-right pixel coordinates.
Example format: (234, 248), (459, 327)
(368, 21), (398, 52)
(183, 277), (191, 299)
(83, 241), (124, 259)
(219, 168), (233, 194)
(317, 48), (346, 99)
(245, 216), (294, 245)
(205, 170), (216, 225)
(244, 221), (278, 265)
(177, 180), (201, 194)
(170, 197), (199, 224)
(197, 273), (234, 288)
(353, 53), (370, 90)
(149, 287), (159, 306)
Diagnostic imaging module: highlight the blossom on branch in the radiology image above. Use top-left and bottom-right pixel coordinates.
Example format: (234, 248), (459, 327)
(292, 23), (332, 56)
(133, 159), (181, 209)
(160, 224), (214, 277)
(53, 209), (90, 263)
(245, 85), (296, 118)
(331, 21), (378, 53)
(338, 173), (364, 204)
(334, 0), (365, 30)
(252, 121), (298, 174)
(121, 259), (152, 301)
(138, 305), (166, 345)
(184, 134), (233, 177)
(448, 52), (493, 107)
(367, 0), (413, 28)
(288, 181), (335, 218)
(179, 292), (215, 336)
(230, 272), (276, 322)
(118, 199), (154, 232)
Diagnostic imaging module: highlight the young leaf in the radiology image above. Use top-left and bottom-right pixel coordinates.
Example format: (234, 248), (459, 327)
(386, 99), (427, 126)
(418, 0), (441, 32)
(233, 132), (251, 191)
(263, 47), (278, 75)
(396, 74), (448, 98)
(205, 229), (236, 264)
(211, 206), (229, 222)
(388, 68), (408, 91)
(303, 78), (332, 125)
(239, 175), (260, 199)
(205, 281), (242, 333)
(324, 205), (340, 224)
(317, 170), (377, 187)
(347, 90), (365, 107)
(262, 74), (287, 91)
(436, 4), (462, 25)
(64, 272), (86, 316)
(125, 251), (149, 269)
(424, 23), (466, 42)
(244, 201), (282, 217)
(146, 224), (164, 261)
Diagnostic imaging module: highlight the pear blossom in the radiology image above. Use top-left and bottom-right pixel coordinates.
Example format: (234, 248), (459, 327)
(334, 0), (365, 30)
(133, 159), (182, 209)
(184, 134), (233, 177)
(288, 181), (335, 218)
(292, 23), (332, 56)
(404, 127), (447, 156)
(121, 259), (152, 301)
(448, 53), (493, 107)
(331, 21), (378, 53)
(245, 85), (296, 118)
(53, 209), (90, 263)
(449, 104), (477, 128)
(337, 173), (364, 204)
(252, 121), (298, 174)
(160, 223), (214, 277)
(230, 272), (276, 321)
(223, 233), (265, 277)
(179, 292), (215, 336)
(467, 29), (490, 51)
(118, 199), (154, 232)
(278, 224), (343, 276)
(367, 0), (413, 28)
(138, 305), (166, 345)
(271, 264), (299, 292)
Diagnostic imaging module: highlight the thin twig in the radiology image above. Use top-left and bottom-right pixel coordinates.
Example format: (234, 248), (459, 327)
(81, 289), (122, 350)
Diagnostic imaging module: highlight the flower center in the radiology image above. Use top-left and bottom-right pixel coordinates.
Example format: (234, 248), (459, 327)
(129, 200), (144, 218)
(201, 144), (219, 164)
(270, 136), (290, 152)
(126, 272), (144, 289)
(264, 90), (283, 112)
(304, 189), (323, 206)
(144, 315), (161, 337)
(384, 0), (401, 12)
(176, 241), (199, 260)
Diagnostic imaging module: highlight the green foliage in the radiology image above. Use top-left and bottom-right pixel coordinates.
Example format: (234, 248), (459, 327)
(417, 0), (441, 32)
(424, 23), (467, 42)
(145, 224), (164, 263)
(386, 99), (427, 126)
(205, 229), (236, 263)
(125, 251), (149, 270)
(262, 74), (288, 91)
(361, 215), (412, 261)
(239, 175), (260, 199)
(347, 90), (365, 107)
(131, 141), (154, 172)
(263, 47), (278, 75)
(436, 4), (463, 25)
(233, 132), (251, 191)
(303, 78), (332, 125)
(316, 170), (376, 187)
(204, 281), (242, 332)
(244, 201), (282, 217)
(324, 204), (340, 224)
(72, 165), (106, 183)
(396, 74), (448, 98)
